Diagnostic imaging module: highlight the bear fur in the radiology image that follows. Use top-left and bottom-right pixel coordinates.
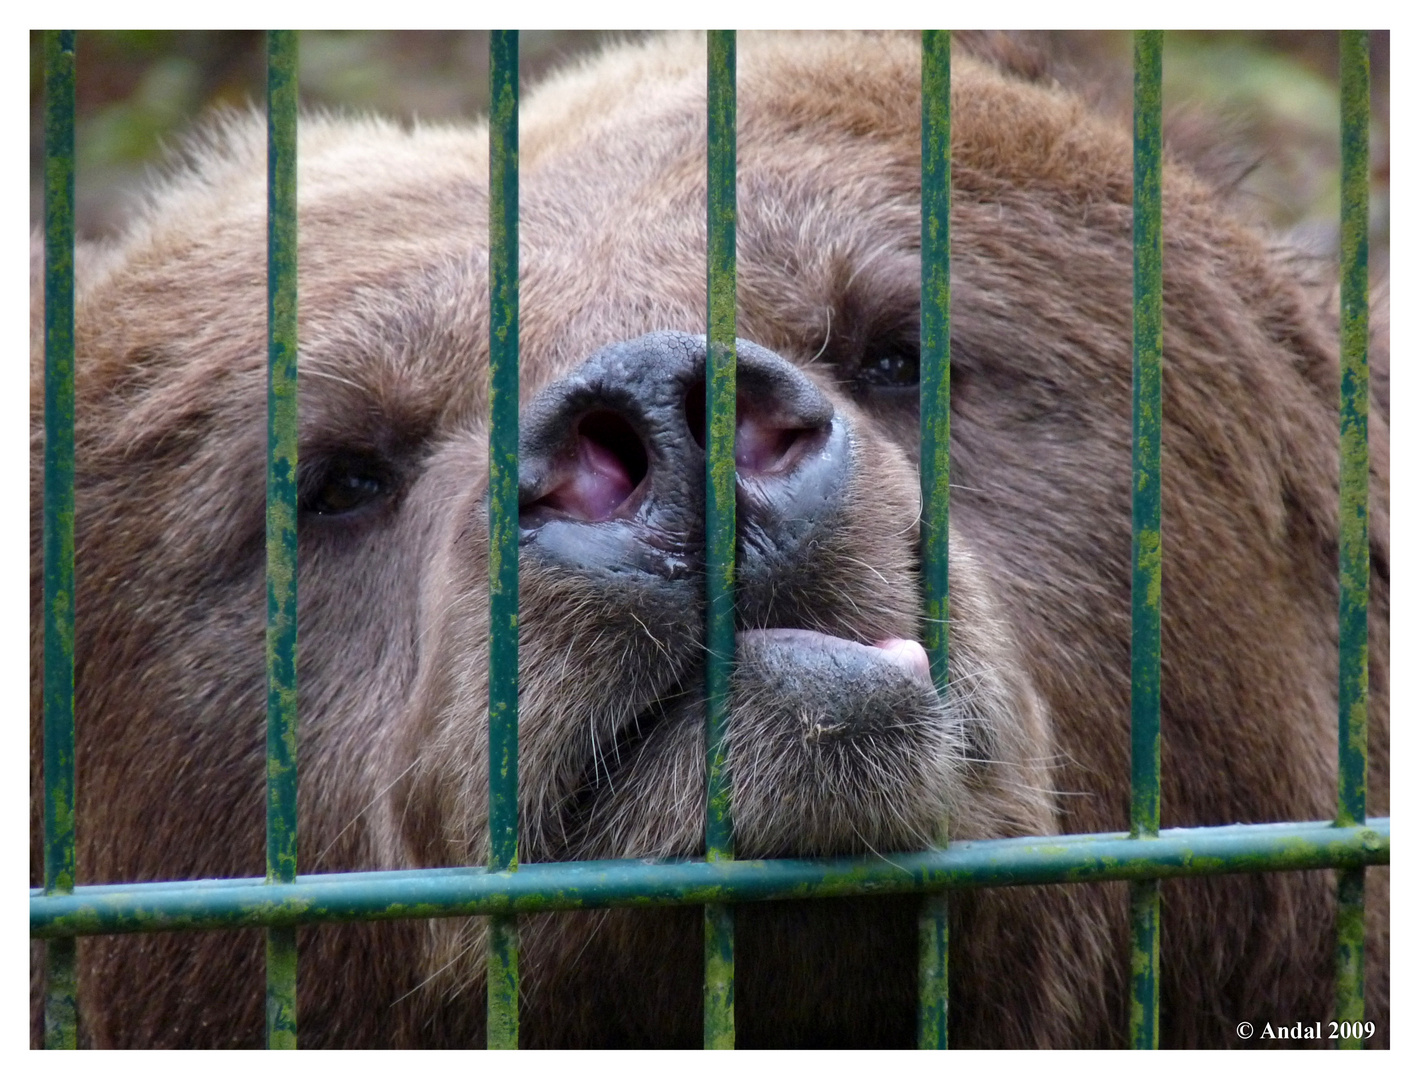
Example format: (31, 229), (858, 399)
(31, 31), (1388, 1048)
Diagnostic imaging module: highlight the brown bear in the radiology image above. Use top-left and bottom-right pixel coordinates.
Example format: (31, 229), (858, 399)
(31, 31), (1388, 1048)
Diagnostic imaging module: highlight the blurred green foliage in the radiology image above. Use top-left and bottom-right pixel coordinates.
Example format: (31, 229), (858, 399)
(1162, 32), (1388, 264)
(28, 30), (633, 234)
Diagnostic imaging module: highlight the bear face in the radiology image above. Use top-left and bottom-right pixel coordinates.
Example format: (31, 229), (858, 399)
(31, 31), (1388, 1048)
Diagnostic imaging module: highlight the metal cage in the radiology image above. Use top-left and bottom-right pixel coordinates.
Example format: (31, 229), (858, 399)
(33, 29), (1388, 1049)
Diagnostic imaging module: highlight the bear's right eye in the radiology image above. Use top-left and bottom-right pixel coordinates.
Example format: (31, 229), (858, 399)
(300, 454), (392, 518)
(840, 339), (921, 401)
(857, 349), (920, 388)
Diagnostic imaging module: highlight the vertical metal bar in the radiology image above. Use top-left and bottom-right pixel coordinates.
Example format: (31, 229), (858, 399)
(1334, 27), (1370, 1050)
(917, 895), (949, 1051)
(264, 27), (299, 1051)
(42, 27), (78, 1053)
(486, 27), (522, 1052)
(704, 27), (737, 1052)
(1128, 27), (1164, 1052)
(917, 26), (952, 1052)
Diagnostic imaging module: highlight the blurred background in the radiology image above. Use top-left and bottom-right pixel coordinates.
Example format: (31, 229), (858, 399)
(28, 30), (1389, 276)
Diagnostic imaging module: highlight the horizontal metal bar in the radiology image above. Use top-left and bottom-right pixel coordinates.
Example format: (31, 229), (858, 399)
(30, 819), (1387, 939)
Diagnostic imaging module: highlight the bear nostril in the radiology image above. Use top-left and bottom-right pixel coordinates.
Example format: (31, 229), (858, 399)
(520, 334), (838, 541)
(733, 411), (822, 475)
(684, 380), (707, 451)
(522, 410), (649, 525)
(578, 411), (649, 492)
(684, 379), (827, 477)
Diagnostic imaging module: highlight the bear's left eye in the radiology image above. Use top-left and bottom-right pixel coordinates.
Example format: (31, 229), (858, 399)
(856, 348), (920, 389)
(300, 454), (391, 518)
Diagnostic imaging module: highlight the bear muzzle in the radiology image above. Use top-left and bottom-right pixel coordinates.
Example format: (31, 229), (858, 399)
(505, 331), (953, 858)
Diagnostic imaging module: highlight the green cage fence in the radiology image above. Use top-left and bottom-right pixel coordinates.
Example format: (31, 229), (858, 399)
(33, 29), (1388, 1050)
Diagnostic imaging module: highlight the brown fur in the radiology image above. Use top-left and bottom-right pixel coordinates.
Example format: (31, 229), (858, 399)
(31, 31), (1388, 1048)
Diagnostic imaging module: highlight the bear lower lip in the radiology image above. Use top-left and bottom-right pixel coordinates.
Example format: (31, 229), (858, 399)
(565, 631), (933, 815)
(552, 624), (949, 862)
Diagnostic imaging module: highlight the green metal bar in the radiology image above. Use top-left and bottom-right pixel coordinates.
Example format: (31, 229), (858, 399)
(1128, 877), (1160, 1045)
(704, 902), (734, 1049)
(1129, 28), (1164, 1052)
(42, 27), (78, 1053)
(487, 26), (522, 1051)
(1335, 28), (1370, 1049)
(31, 819), (1389, 937)
(917, 892), (948, 1050)
(1334, 867), (1365, 1046)
(43, 944), (76, 1050)
(704, 27), (737, 1051)
(264, 27), (299, 1051)
(917, 27), (952, 1052)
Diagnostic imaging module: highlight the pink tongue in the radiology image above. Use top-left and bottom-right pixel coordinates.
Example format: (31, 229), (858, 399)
(873, 637), (932, 683)
(541, 435), (635, 521)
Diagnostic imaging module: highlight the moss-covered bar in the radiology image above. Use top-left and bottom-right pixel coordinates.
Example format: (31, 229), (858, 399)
(42, 27), (78, 1053)
(487, 27), (522, 1051)
(263, 27), (300, 1051)
(1128, 28), (1164, 1052)
(31, 818), (1387, 938)
(917, 27), (952, 1052)
(1334, 28), (1370, 1049)
(703, 27), (738, 1051)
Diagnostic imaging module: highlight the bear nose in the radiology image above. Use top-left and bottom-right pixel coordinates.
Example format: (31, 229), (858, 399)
(517, 331), (850, 593)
